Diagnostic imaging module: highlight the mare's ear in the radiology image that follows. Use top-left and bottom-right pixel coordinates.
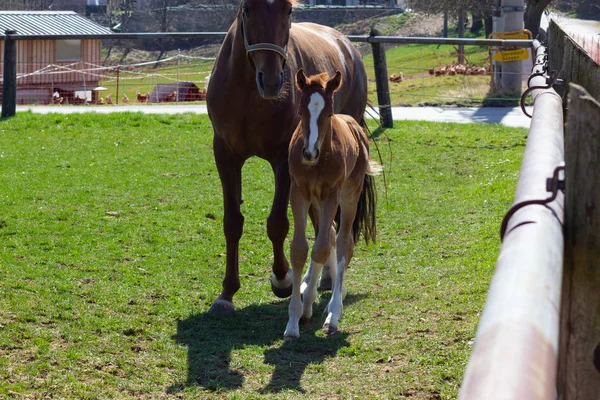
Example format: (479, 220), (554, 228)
(326, 70), (342, 92)
(296, 69), (308, 91)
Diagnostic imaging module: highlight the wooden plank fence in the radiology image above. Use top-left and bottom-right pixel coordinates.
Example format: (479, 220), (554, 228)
(559, 83), (600, 400)
(548, 20), (600, 105)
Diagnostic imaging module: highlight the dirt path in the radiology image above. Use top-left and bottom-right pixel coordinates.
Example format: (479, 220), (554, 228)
(9, 104), (532, 128)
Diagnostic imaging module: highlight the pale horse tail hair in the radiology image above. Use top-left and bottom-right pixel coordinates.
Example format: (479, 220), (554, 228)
(352, 159), (383, 244)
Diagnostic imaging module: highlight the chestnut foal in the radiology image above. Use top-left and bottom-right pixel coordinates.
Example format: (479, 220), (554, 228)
(284, 70), (381, 340)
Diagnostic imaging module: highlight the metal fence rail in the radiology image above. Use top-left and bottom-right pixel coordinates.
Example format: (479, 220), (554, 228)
(458, 39), (565, 400)
(1, 29), (534, 122)
(0, 31), (533, 47)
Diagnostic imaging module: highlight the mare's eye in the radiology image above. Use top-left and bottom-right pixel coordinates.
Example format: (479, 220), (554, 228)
(288, 8), (293, 16)
(243, 4), (250, 16)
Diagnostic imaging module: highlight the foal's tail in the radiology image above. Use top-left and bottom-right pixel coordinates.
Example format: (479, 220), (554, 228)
(352, 160), (383, 244)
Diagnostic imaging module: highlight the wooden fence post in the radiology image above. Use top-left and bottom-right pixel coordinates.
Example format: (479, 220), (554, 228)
(116, 66), (120, 105)
(2, 29), (17, 119)
(369, 28), (393, 128)
(559, 83), (600, 399)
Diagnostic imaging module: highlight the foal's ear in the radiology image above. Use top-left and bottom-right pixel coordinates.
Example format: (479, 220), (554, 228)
(326, 70), (342, 92)
(296, 69), (308, 91)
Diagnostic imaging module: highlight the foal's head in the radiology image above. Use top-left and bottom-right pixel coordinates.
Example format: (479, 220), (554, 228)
(295, 69), (342, 165)
(239, 0), (297, 99)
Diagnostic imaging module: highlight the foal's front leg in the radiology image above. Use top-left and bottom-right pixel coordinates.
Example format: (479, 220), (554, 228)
(324, 190), (357, 335)
(300, 222), (333, 322)
(284, 184), (309, 341)
(308, 206), (332, 291)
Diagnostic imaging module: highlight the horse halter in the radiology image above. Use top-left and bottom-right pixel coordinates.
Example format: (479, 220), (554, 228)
(241, 12), (290, 64)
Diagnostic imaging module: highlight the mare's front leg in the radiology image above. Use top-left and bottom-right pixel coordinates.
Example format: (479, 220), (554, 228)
(268, 152), (292, 298)
(209, 135), (245, 315)
(284, 183), (309, 341)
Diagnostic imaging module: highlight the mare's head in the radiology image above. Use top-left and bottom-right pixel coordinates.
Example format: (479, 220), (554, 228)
(295, 69), (342, 165)
(239, 0), (296, 99)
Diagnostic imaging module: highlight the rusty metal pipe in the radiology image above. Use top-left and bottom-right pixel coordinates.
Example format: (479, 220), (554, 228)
(459, 40), (564, 400)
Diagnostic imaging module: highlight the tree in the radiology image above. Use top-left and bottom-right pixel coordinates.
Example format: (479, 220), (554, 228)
(407, 0), (494, 63)
(4, 0), (52, 10)
(555, 0), (600, 18)
(112, 0), (137, 31)
(406, 0), (494, 19)
(524, 0), (552, 36)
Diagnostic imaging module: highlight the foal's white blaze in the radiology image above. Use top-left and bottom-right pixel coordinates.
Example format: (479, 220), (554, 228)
(307, 92), (325, 156)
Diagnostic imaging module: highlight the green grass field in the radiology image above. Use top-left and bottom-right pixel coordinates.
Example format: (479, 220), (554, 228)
(99, 40), (497, 107)
(0, 113), (526, 399)
(363, 43), (495, 107)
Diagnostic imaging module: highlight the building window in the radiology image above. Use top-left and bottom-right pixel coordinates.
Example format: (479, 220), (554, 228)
(56, 40), (81, 62)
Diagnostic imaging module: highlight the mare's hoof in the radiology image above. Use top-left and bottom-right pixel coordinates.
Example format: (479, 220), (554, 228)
(323, 323), (338, 336)
(271, 280), (293, 298)
(208, 299), (236, 316)
(318, 275), (332, 291)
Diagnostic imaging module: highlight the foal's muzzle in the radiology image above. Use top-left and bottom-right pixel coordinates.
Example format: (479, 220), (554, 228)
(302, 147), (319, 165)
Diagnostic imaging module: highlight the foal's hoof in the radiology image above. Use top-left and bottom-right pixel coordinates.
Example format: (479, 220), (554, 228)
(208, 299), (236, 316)
(271, 281), (293, 298)
(323, 323), (338, 336)
(284, 333), (299, 342)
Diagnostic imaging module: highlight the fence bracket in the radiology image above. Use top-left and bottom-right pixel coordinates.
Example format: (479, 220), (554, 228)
(500, 164), (566, 240)
(520, 70), (562, 118)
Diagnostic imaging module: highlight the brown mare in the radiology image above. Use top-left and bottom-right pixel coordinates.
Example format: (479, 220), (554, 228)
(206, 0), (367, 315)
(284, 70), (380, 340)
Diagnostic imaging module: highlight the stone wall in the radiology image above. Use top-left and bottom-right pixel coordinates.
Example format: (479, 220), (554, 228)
(125, 6), (402, 49)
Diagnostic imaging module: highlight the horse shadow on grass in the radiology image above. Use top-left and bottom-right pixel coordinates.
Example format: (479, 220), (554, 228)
(169, 293), (366, 394)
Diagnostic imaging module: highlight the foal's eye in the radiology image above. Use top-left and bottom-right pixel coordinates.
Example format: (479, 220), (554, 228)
(243, 4), (250, 16)
(288, 8), (293, 16)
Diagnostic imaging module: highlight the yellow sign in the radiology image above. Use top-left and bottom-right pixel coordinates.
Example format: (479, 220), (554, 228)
(493, 48), (530, 62)
(489, 30), (533, 40)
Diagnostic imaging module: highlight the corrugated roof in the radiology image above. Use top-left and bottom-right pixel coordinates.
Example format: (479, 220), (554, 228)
(0, 11), (113, 36)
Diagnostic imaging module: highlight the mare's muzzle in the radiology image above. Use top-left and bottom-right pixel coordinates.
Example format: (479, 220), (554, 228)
(256, 70), (285, 99)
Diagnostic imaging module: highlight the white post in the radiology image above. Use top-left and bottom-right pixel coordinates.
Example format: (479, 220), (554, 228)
(499, 0), (525, 94)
